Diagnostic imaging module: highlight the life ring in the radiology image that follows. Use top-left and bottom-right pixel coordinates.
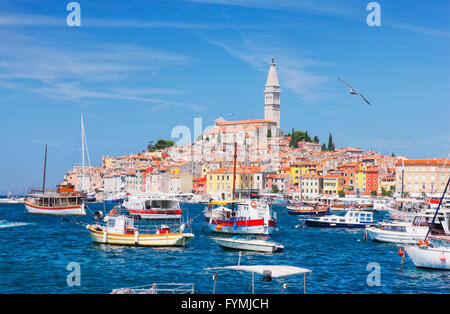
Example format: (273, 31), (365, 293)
(250, 201), (257, 208)
(109, 207), (117, 216)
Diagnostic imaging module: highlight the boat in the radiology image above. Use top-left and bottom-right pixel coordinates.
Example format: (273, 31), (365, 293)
(203, 143), (277, 235)
(211, 236), (284, 253)
(304, 210), (375, 228)
(111, 283), (194, 294)
(104, 192), (125, 205)
(365, 208), (450, 244)
(286, 202), (330, 216)
(203, 200), (277, 235)
(205, 255), (312, 294)
(0, 193), (20, 204)
(403, 244), (450, 270)
(123, 194), (182, 219)
(25, 145), (86, 215)
(86, 213), (194, 247)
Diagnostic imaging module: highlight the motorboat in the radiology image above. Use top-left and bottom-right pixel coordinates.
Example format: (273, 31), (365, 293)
(403, 244), (449, 270)
(211, 236), (284, 253)
(365, 208), (450, 244)
(203, 200), (277, 235)
(304, 210), (375, 228)
(123, 194), (182, 219)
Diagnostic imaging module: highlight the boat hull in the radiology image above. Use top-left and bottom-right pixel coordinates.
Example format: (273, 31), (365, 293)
(287, 208), (330, 216)
(88, 225), (194, 247)
(404, 246), (450, 270)
(211, 237), (283, 253)
(128, 209), (182, 220)
(25, 202), (86, 215)
(204, 218), (276, 235)
(305, 219), (370, 228)
(365, 227), (428, 244)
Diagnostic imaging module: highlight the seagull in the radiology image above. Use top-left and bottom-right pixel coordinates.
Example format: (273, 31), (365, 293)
(337, 78), (371, 105)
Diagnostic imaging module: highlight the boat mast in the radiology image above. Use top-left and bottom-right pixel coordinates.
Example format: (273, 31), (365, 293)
(42, 144), (47, 195)
(81, 115), (85, 192)
(424, 177), (450, 241)
(232, 142), (237, 211)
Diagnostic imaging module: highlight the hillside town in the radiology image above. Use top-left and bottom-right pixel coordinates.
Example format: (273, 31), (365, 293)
(61, 60), (449, 202)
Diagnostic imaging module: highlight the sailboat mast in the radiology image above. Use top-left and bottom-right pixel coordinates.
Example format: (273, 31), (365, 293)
(42, 144), (47, 195)
(232, 142), (237, 211)
(81, 115), (85, 192)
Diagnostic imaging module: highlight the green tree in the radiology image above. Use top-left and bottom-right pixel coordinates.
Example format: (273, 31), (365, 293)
(313, 136), (319, 144)
(371, 190), (377, 196)
(321, 143), (327, 151)
(271, 184), (279, 193)
(267, 128), (272, 138)
(327, 134), (333, 151)
(338, 190), (345, 198)
(289, 130), (312, 148)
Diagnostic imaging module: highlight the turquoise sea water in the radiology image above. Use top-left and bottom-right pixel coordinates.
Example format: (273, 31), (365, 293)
(0, 203), (448, 294)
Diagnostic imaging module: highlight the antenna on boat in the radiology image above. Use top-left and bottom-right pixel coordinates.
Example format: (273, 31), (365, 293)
(42, 144), (47, 196)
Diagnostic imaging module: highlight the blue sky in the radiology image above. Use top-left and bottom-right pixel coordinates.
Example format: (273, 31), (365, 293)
(0, 0), (449, 194)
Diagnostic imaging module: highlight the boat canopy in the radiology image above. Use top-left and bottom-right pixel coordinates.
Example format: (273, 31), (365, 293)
(206, 265), (311, 278)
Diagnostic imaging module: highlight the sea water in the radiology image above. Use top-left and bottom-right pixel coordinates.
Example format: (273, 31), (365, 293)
(0, 203), (448, 293)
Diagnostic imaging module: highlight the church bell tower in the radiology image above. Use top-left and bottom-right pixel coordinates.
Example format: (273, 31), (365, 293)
(264, 58), (281, 128)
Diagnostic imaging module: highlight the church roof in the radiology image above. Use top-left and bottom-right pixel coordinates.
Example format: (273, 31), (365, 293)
(265, 58), (279, 87)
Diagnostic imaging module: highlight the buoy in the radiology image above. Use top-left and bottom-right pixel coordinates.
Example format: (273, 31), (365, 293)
(216, 224), (222, 231)
(250, 201), (257, 208)
(440, 253), (446, 262)
(418, 240), (423, 246)
(398, 249), (404, 256)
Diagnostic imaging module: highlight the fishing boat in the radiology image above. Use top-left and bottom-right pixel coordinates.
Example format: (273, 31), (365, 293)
(211, 236), (284, 253)
(365, 208), (450, 244)
(304, 210), (375, 228)
(111, 283), (194, 294)
(86, 213), (194, 247)
(123, 194), (182, 219)
(25, 145), (86, 215)
(287, 202), (330, 216)
(204, 200), (277, 235)
(403, 244), (449, 270)
(203, 143), (277, 235)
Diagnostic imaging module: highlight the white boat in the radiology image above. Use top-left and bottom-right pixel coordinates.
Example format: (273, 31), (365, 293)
(203, 200), (277, 235)
(211, 236), (284, 253)
(123, 194), (182, 219)
(365, 208), (450, 244)
(403, 245), (450, 270)
(86, 214), (194, 247)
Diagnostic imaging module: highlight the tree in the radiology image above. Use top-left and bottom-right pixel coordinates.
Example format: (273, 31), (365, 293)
(338, 190), (345, 198)
(271, 184), (279, 193)
(267, 128), (272, 138)
(327, 134), (333, 151)
(313, 136), (319, 144)
(147, 139), (176, 152)
(321, 143), (327, 151)
(391, 152), (395, 157)
(289, 130), (312, 148)
(371, 190), (377, 196)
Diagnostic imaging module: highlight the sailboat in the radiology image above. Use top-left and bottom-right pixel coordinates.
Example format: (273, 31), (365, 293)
(402, 177), (450, 270)
(25, 145), (86, 215)
(78, 115), (96, 202)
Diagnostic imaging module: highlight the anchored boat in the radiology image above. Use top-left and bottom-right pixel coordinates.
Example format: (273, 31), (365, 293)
(403, 244), (449, 270)
(86, 212), (193, 247)
(123, 194), (182, 219)
(287, 202), (330, 216)
(211, 236), (284, 253)
(304, 210), (375, 228)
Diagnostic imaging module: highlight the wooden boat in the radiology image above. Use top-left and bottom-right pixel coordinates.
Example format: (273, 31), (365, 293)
(211, 236), (284, 253)
(287, 203), (330, 216)
(86, 214), (194, 247)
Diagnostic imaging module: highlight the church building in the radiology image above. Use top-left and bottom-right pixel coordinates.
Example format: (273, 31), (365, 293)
(203, 58), (284, 144)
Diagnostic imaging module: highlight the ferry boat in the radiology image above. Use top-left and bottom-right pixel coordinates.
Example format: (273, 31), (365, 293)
(86, 213), (193, 247)
(203, 200), (277, 235)
(211, 236), (284, 253)
(304, 210), (375, 228)
(123, 194), (182, 219)
(287, 202), (330, 216)
(365, 208), (450, 244)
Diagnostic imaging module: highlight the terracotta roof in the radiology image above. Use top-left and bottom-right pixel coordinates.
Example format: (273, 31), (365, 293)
(395, 158), (449, 166)
(216, 119), (276, 126)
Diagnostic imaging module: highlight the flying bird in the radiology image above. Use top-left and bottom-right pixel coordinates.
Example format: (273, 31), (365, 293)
(337, 78), (371, 105)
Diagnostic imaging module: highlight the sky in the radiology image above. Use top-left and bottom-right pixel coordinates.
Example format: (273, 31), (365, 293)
(0, 0), (449, 194)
